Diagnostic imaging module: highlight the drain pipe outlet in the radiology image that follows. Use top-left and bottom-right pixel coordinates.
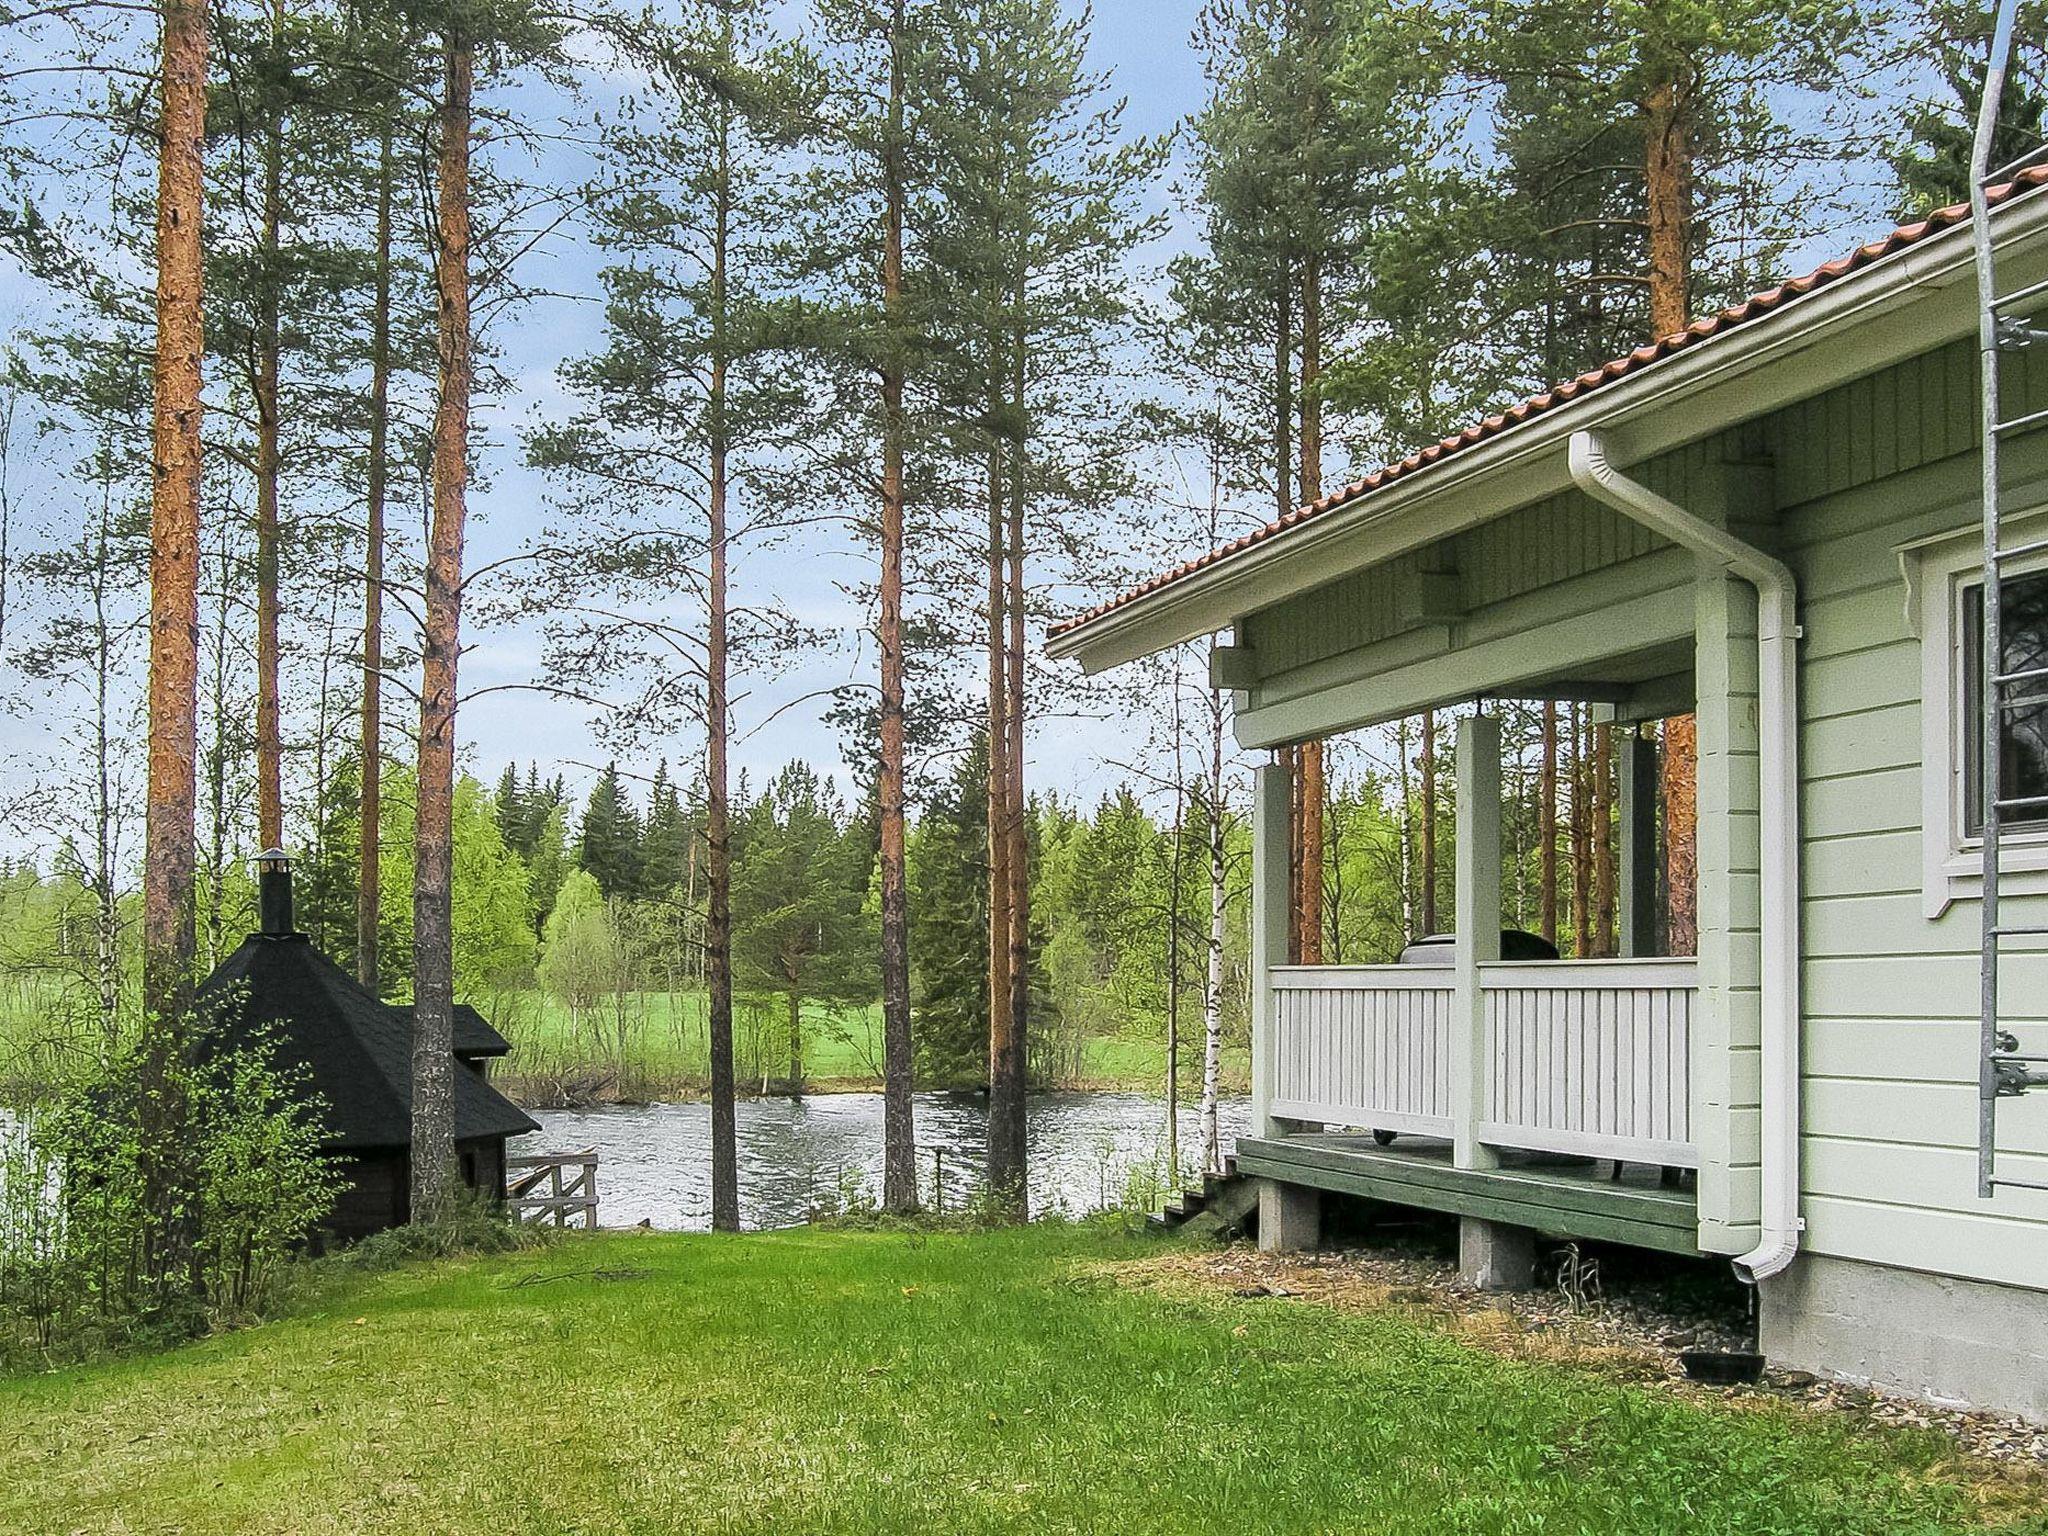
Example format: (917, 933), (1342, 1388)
(1567, 430), (1804, 1284)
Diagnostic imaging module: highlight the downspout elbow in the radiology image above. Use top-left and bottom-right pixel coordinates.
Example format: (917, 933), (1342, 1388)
(1567, 429), (1803, 1290)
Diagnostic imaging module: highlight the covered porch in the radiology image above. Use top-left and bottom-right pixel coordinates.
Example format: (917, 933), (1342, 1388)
(1223, 476), (1770, 1270)
(1241, 696), (1714, 1265)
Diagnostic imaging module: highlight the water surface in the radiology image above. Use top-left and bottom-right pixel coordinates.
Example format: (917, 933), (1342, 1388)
(529, 1090), (1251, 1230)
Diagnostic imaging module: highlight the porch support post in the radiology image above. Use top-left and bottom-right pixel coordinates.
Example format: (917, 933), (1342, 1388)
(1617, 729), (1660, 957)
(1452, 712), (1502, 1170)
(1250, 757), (1293, 1140)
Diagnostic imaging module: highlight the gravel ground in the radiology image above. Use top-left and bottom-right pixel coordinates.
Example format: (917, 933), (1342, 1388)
(1109, 1235), (2048, 1471)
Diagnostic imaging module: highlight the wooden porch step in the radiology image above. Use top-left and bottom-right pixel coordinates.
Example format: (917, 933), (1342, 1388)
(1154, 1169), (1257, 1234)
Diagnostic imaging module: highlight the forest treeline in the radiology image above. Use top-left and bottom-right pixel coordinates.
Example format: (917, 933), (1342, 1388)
(0, 0), (2035, 1271)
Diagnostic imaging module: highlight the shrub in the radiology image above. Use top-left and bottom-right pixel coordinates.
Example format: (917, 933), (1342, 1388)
(0, 995), (341, 1369)
(337, 1188), (547, 1272)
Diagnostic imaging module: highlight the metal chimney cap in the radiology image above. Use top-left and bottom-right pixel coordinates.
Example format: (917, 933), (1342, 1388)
(255, 847), (291, 867)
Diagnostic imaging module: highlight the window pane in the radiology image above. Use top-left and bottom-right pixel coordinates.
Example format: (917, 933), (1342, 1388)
(1965, 570), (2048, 832)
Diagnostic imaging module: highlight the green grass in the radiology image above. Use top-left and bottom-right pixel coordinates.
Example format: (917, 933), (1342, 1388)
(0, 1225), (2033, 1535)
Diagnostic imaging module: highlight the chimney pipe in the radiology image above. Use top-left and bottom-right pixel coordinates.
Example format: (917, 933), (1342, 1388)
(256, 848), (294, 937)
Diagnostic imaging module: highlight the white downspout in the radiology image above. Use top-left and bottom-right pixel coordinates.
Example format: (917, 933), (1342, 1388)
(1568, 430), (1804, 1283)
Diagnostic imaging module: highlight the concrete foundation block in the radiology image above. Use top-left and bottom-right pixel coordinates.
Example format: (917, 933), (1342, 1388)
(1762, 1252), (2048, 1423)
(1256, 1179), (1321, 1253)
(1459, 1216), (1536, 1290)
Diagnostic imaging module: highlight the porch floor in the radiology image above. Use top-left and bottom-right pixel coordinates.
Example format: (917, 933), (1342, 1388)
(1235, 1132), (1701, 1257)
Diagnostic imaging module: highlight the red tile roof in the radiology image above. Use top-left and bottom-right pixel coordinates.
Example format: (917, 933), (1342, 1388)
(1052, 167), (2048, 643)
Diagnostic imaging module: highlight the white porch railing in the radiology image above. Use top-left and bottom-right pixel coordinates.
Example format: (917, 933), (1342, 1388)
(1480, 959), (1696, 1167)
(1271, 966), (1453, 1135)
(1267, 958), (1696, 1166)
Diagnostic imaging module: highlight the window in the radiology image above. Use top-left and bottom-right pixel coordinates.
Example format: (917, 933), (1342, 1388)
(1961, 569), (2048, 835)
(1910, 516), (2048, 916)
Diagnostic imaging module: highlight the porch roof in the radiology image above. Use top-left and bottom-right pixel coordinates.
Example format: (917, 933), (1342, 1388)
(1049, 168), (2048, 674)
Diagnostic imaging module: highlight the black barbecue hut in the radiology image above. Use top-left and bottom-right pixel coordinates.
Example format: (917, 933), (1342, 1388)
(195, 851), (538, 1240)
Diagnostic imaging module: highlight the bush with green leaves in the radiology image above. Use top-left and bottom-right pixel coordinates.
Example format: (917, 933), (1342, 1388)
(0, 996), (341, 1368)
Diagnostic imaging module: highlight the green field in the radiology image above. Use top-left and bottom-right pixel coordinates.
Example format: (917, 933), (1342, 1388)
(475, 988), (1251, 1102)
(0, 976), (1252, 1104)
(0, 1223), (2033, 1535)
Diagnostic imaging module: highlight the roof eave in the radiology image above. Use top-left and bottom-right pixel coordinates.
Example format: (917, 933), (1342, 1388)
(1048, 194), (2048, 675)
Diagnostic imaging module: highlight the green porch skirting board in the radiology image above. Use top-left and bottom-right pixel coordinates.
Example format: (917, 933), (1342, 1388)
(1236, 1134), (1702, 1257)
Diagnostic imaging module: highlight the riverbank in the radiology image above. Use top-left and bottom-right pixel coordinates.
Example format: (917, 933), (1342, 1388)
(2, 1223), (2038, 1535)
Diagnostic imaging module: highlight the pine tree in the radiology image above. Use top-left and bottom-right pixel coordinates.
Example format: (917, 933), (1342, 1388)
(409, 0), (562, 1223)
(1188, 0), (1420, 967)
(533, 0), (814, 1230)
(920, 0), (1161, 1211)
(809, 0), (931, 1212)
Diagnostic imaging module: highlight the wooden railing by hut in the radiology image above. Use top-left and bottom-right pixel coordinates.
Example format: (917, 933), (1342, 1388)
(507, 1149), (599, 1228)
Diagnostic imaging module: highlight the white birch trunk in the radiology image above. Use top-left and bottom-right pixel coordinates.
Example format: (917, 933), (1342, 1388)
(1201, 673), (1227, 1174)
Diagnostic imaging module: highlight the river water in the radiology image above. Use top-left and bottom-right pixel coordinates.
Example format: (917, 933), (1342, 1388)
(527, 1090), (1251, 1231)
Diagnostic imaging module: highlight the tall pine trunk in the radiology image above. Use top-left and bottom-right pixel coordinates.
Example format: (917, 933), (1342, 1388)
(141, 0), (207, 1302)
(1419, 709), (1437, 935)
(411, 26), (472, 1224)
(984, 423), (1018, 1202)
(1644, 72), (1698, 955)
(1538, 700), (1558, 944)
(144, 0), (206, 1026)
(253, 0), (285, 851)
(706, 142), (740, 1233)
(1295, 256), (1324, 964)
(877, 0), (917, 1211)
(990, 278), (1031, 1213)
(358, 124), (393, 993)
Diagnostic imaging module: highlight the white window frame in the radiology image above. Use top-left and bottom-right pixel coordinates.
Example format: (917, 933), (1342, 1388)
(1910, 512), (2048, 917)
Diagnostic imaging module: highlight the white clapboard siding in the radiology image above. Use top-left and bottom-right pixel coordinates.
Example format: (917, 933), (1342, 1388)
(1269, 965), (1452, 1133)
(1480, 960), (1698, 1167)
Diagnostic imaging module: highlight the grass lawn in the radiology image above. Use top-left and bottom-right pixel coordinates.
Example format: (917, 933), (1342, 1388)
(0, 1224), (2036, 1536)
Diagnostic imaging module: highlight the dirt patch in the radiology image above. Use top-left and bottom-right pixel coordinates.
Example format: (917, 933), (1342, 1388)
(1098, 1242), (2048, 1485)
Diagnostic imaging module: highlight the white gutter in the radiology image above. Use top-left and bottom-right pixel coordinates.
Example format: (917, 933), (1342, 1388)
(1567, 430), (1803, 1283)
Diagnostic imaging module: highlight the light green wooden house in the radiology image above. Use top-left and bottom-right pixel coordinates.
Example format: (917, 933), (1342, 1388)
(1048, 169), (2048, 1420)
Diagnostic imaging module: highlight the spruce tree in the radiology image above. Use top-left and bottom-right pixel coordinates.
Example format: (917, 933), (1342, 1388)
(642, 760), (692, 900)
(733, 762), (873, 1092)
(578, 763), (645, 900)
(908, 736), (990, 1086)
(1895, 1), (2048, 214)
